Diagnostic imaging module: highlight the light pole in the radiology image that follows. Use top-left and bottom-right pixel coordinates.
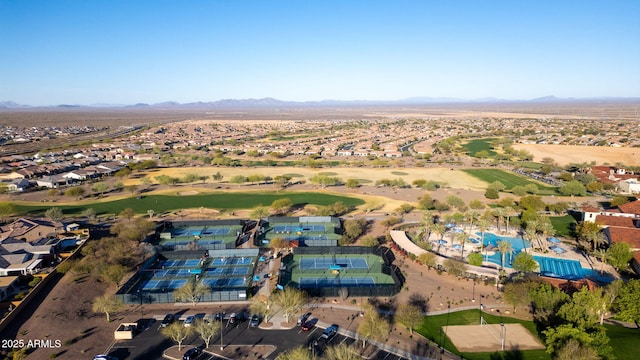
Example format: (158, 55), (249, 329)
(479, 302), (484, 325)
(137, 289), (143, 318)
(472, 280), (476, 302)
(497, 309), (505, 351)
(219, 312), (224, 351)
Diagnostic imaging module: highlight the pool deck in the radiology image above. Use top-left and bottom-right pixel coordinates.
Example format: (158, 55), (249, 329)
(429, 226), (618, 279)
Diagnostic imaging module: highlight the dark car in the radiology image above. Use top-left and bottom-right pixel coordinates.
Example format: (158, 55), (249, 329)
(297, 312), (311, 326)
(301, 320), (315, 331)
(182, 347), (202, 360)
(160, 313), (174, 327)
(249, 314), (260, 327)
(320, 324), (338, 339)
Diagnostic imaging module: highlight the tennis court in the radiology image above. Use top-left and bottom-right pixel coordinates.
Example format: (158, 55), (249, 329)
(273, 224), (326, 233)
(153, 268), (199, 277)
(141, 278), (187, 291)
(205, 266), (250, 276)
(299, 257), (369, 270)
(210, 256), (253, 266)
(202, 277), (246, 288)
(160, 259), (202, 267)
(299, 277), (376, 288)
(282, 235), (329, 241)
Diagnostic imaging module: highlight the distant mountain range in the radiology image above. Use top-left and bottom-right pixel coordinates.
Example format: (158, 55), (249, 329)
(1, 96), (639, 109)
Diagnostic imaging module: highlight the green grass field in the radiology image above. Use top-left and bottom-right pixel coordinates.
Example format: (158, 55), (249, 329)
(549, 215), (576, 238)
(462, 169), (556, 194)
(417, 309), (548, 360)
(13, 191), (365, 216)
(462, 138), (498, 157)
(416, 309), (636, 360)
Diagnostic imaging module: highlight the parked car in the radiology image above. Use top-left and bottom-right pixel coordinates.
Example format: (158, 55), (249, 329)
(229, 313), (237, 324)
(160, 313), (174, 327)
(250, 314), (260, 327)
(214, 312), (226, 321)
(183, 315), (195, 327)
(297, 312), (311, 326)
(182, 347), (202, 360)
(320, 324), (339, 339)
(301, 320), (315, 331)
(93, 355), (118, 360)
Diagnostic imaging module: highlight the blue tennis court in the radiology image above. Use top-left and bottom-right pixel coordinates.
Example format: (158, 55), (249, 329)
(141, 279), (187, 291)
(202, 277), (246, 288)
(201, 227), (231, 235)
(205, 266), (250, 276)
(210, 257), (253, 266)
(160, 259), (203, 267)
(153, 268), (199, 277)
(299, 277), (375, 288)
(273, 224), (326, 233)
(283, 235), (328, 241)
(299, 257), (369, 270)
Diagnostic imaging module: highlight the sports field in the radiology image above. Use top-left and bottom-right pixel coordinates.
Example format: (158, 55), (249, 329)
(282, 253), (394, 289)
(159, 224), (243, 249)
(462, 168), (556, 194)
(135, 254), (256, 293)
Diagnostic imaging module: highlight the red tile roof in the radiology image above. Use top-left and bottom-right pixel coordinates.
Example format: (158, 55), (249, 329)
(606, 227), (640, 249)
(617, 200), (640, 216)
(595, 215), (636, 228)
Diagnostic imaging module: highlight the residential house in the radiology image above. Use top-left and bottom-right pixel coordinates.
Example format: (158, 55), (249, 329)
(0, 275), (20, 301)
(0, 218), (61, 243)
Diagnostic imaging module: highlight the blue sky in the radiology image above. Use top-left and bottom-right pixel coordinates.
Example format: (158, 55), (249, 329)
(1, 0), (639, 105)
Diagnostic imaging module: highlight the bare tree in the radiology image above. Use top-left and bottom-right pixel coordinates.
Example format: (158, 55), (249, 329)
(160, 322), (193, 351)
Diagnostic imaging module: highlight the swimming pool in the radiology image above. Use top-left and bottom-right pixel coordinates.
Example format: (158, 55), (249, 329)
(476, 232), (597, 281)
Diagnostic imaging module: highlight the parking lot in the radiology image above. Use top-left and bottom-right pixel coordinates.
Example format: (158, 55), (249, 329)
(103, 313), (409, 360)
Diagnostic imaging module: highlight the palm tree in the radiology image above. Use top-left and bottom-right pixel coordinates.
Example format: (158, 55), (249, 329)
(492, 208), (506, 233)
(432, 223), (446, 253)
(455, 232), (468, 260)
(592, 248), (610, 273)
(497, 239), (513, 271)
(524, 225), (537, 253)
(503, 207), (515, 233)
(538, 218), (555, 251)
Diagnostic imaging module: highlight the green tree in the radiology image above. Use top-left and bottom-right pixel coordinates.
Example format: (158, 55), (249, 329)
(160, 322), (193, 351)
(395, 303), (422, 335)
(193, 318), (221, 348)
(502, 281), (535, 313)
(250, 295), (275, 322)
(91, 181), (110, 195)
(612, 279), (640, 326)
(110, 218), (156, 242)
(273, 287), (306, 322)
(276, 346), (314, 360)
(512, 252), (538, 274)
(341, 218), (367, 245)
(45, 207), (63, 222)
(575, 221), (604, 252)
(467, 252), (483, 266)
(118, 207), (136, 220)
(230, 175), (248, 185)
(442, 258), (467, 277)
(357, 302), (389, 348)
(271, 198), (292, 215)
(606, 242), (633, 271)
(324, 343), (360, 360)
(529, 283), (570, 325)
(610, 195), (630, 207)
(64, 186), (85, 198)
(173, 280), (210, 305)
(417, 252), (437, 268)
(345, 178), (361, 188)
(497, 239), (513, 271)
(92, 294), (123, 322)
(99, 264), (128, 286)
(559, 180), (587, 196)
(484, 187), (499, 199)
(251, 206), (270, 219)
(543, 324), (613, 360)
(554, 339), (600, 360)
